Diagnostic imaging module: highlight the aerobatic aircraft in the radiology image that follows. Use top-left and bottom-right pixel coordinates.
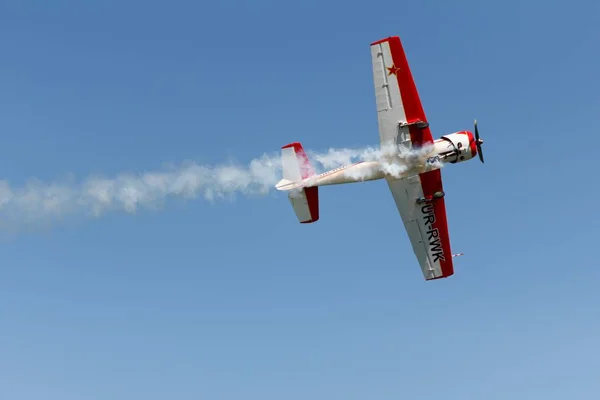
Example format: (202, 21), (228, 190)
(275, 35), (484, 281)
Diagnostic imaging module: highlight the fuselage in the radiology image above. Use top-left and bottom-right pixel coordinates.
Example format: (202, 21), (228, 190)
(276, 131), (478, 191)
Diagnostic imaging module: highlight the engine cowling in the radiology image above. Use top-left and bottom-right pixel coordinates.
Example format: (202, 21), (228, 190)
(433, 131), (477, 163)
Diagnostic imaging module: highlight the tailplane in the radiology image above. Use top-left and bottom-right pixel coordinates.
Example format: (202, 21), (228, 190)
(275, 142), (319, 223)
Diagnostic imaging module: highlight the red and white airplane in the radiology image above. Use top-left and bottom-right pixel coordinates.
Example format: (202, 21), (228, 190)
(275, 35), (484, 281)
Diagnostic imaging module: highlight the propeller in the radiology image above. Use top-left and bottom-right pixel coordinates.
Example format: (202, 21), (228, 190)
(474, 119), (484, 163)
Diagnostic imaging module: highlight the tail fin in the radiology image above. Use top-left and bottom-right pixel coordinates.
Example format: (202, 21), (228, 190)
(275, 142), (319, 224)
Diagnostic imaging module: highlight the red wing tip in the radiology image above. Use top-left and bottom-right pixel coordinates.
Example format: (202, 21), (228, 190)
(426, 271), (454, 281)
(282, 142), (302, 149)
(426, 260), (455, 281)
(370, 36), (399, 46)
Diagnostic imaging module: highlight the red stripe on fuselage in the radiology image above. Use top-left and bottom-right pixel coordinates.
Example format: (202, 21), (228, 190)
(383, 36), (454, 278)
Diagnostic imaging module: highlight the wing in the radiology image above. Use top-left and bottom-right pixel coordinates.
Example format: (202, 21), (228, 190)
(370, 36), (453, 280)
(370, 36), (433, 149)
(386, 172), (453, 280)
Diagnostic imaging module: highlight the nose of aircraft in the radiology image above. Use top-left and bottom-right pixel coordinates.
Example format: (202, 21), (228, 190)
(467, 131), (477, 158)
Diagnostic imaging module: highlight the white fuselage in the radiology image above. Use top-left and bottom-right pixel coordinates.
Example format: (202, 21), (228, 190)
(305, 159), (425, 187)
(276, 131), (477, 191)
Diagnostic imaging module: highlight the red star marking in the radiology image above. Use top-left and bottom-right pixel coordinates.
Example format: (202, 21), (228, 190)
(387, 64), (401, 76)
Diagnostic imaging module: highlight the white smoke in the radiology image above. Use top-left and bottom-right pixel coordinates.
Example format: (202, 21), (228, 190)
(308, 142), (438, 180)
(0, 143), (439, 229)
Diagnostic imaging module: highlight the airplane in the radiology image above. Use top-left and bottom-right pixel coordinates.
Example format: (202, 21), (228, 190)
(274, 35), (484, 281)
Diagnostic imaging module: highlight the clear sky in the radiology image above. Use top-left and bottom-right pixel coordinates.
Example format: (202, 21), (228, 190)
(1, 0), (599, 399)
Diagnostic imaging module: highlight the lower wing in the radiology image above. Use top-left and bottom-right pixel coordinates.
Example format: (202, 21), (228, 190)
(386, 170), (454, 280)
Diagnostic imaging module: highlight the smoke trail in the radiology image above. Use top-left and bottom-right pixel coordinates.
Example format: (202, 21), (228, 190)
(309, 142), (439, 180)
(0, 144), (438, 229)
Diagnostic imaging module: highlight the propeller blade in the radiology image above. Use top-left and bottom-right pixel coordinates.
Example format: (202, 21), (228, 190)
(474, 119), (484, 163)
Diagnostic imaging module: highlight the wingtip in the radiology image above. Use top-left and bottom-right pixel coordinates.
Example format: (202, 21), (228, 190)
(370, 36), (400, 46)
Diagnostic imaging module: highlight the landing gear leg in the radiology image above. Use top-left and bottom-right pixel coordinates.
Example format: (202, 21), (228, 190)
(416, 191), (445, 204)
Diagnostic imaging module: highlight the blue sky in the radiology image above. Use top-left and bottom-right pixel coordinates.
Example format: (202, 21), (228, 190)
(1, 0), (599, 398)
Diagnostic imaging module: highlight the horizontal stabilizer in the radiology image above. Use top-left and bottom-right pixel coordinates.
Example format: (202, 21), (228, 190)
(277, 142), (320, 223)
(289, 186), (319, 223)
(275, 179), (301, 191)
